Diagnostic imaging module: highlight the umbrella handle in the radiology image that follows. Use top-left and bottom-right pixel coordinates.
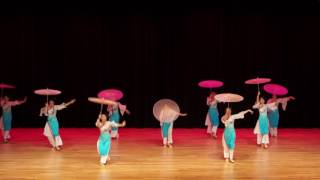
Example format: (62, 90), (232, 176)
(99, 104), (104, 115)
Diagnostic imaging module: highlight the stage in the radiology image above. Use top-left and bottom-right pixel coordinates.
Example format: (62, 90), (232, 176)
(1, 128), (320, 179)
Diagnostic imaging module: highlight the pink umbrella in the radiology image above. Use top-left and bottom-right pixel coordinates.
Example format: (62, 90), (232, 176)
(34, 88), (61, 103)
(263, 83), (288, 96)
(198, 80), (224, 89)
(0, 83), (15, 89)
(245, 77), (271, 92)
(98, 89), (123, 101)
(0, 83), (16, 98)
(215, 93), (244, 103)
(153, 99), (180, 123)
(34, 89), (61, 96)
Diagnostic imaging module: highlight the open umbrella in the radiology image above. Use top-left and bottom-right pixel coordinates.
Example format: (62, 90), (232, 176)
(245, 77), (271, 92)
(153, 99), (181, 123)
(34, 88), (61, 103)
(0, 83), (16, 98)
(215, 93), (244, 107)
(263, 83), (288, 96)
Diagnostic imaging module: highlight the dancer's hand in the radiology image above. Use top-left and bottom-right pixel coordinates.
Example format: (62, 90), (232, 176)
(180, 113), (187, 116)
(121, 121), (126, 127)
(248, 110), (254, 114)
(289, 96), (296, 100)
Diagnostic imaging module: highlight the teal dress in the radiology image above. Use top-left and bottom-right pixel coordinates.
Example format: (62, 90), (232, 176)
(208, 104), (219, 127)
(98, 121), (117, 157)
(110, 109), (120, 132)
(2, 111), (12, 131)
(268, 109), (279, 128)
(47, 105), (66, 137)
(258, 107), (269, 135)
(48, 116), (60, 137)
(223, 112), (245, 150)
(1, 102), (20, 131)
(161, 122), (172, 138)
(224, 123), (236, 150)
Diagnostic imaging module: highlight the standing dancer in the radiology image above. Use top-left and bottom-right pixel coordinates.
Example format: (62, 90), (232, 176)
(159, 105), (187, 148)
(221, 107), (253, 163)
(107, 103), (130, 139)
(153, 99), (187, 148)
(0, 96), (27, 143)
(40, 99), (75, 150)
(205, 92), (220, 138)
(253, 92), (272, 148)
(267, 95), (295, 137)
(96, 113), (126, 166)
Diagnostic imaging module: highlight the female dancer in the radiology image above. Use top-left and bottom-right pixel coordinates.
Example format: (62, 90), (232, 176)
(0, 96), (27, 143)
(205, 92), (220, 138)
(107, 103), (130, 139)
(253, 91), (272, 148)
(96, 113), (126, 165)
(159, 105), (187, 148)
(40, 99), (75, 150)
(267, 95), (295, 137)
(221, 107), (253, 163)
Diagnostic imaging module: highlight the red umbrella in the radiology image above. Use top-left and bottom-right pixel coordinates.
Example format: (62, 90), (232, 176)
(263, 83), (288, 96)
(198, 80), (224, 89)
(98, 89), (123, 101)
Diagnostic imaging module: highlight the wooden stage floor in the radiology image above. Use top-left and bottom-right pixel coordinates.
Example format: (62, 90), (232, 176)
(1, 128), (320, 179)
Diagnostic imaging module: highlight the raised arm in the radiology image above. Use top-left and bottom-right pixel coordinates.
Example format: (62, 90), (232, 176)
(277, 96), (295, 111)
(253, 92), (260, 109)
(64, 99), (76, 107)
(55, 99), (76, 110)
(231, 109), (254, 120)
(10, 96), (27, 107)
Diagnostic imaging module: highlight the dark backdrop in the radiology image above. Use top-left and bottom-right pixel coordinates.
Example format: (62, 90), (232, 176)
(1, 6), (320, 128)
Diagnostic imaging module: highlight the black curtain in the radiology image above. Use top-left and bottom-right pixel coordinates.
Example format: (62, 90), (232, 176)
(1, 7), (319, 128)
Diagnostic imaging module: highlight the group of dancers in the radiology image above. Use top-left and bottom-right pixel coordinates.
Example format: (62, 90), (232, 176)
(0, 87), (294, 165)
(204, 91), (294, 162)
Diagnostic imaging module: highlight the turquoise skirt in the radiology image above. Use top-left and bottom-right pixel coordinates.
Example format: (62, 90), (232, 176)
(3, 111), (12, 131)
(268, 109), (279, 128)
(224, 126), (236, 150)
(208, 107), (219, 126)
(258, 114), (269, 135)
(48, 116), (60, 137)
(98, 133), (111, 156)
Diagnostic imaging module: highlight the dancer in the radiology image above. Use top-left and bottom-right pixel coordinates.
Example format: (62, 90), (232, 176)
(40, 99), (75, 150)
(159, 105), (187, 148)
(205, 92), (221, 138)
(253, 91), (272, 148)
(0, 96), (27, 143)
(267, 95), (295, 137)
(107, 103), (130, 139)
(221, 107), (253, 163)
(96, 113), (126, 165)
